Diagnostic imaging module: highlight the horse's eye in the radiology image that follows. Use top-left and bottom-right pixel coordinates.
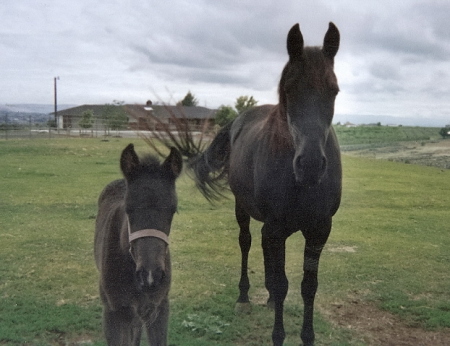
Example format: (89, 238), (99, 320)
(284, 80), (296, 94)
(330, 87), (340, 97)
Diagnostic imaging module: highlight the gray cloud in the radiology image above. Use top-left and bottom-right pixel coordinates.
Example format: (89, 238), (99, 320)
(1, 0), (449, 124)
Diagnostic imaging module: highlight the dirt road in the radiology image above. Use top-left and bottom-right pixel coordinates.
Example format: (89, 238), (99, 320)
(343, 139), (450, 169)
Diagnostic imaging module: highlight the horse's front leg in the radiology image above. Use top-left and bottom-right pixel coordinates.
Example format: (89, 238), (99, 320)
(262, 224), (288, 346)
(235, 201), (252, 313)
(300, 220), (331, 346)
(130, 315), (143, 346)
(103, 305), (136, 346)
(143, 297), (169, 346)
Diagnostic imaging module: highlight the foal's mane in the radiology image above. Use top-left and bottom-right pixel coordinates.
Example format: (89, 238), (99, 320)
(264, 47), (338, 151)
(130, 155), (167, 178)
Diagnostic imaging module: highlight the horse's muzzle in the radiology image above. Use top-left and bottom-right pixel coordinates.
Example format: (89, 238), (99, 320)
(136, 267), (166, 291)
(294, 154), (327, 186)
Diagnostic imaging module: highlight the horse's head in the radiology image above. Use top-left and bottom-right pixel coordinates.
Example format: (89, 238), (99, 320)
(280, 22), (340, 186)
(120, 144), (182, 291)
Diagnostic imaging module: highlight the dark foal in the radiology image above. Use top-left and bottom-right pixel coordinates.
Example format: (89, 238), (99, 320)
(94, 144), (182, 345)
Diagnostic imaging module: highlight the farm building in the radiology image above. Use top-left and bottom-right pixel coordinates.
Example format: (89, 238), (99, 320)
(52, 101), (216, 131)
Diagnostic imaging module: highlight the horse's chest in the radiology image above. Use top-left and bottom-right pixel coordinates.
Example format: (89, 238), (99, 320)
(253, 178), (337, 225)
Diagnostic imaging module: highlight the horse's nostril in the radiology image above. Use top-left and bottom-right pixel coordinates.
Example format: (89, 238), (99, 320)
(295, 155), (303, 169)
(321, 156), (327, 172)
(136, 268), (149, 289)
(151, 268), (165, 287)
(136, 267), (165, 290)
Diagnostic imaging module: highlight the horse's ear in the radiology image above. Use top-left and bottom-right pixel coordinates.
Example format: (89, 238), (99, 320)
(322, 22), (340, 59)
(120, 144), (140, 180)
(162, 147), (183, 179)
(287, 23), (304, 62)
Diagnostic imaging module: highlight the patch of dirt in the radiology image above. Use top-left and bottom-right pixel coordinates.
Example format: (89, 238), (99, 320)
(343, 140), (450, 169)
(326, 245), (357, 253)
(320, 297), (450, 346)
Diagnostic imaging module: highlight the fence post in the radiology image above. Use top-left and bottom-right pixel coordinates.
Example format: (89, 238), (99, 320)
(4, 114), (8, 140)
(29, 115), (32, 139)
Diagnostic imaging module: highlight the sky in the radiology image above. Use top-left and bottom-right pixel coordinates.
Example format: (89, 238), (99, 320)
(1, 0), (450, 125)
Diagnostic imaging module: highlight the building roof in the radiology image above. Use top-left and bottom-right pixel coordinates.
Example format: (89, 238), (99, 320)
(152, 105), (216, 120)
(54, 104), (216, 120)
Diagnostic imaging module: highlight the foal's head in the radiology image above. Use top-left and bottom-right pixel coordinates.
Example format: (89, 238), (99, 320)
(279, 22), (340, 186)
(120, 144), (182, 291)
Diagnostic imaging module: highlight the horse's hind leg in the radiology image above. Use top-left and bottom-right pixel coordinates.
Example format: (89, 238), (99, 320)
(235, 201), (252, 314)
(300, 219), (331, 346)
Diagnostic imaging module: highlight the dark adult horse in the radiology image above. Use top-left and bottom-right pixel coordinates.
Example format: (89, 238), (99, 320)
(94, 144), (182, 345)
(146, 22), (341, 346)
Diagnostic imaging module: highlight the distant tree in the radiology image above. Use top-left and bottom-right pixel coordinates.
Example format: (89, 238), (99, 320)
(79, 109), (94, 132)
(214, 95), (259, 127)
(235, 95), (258, 114)
(439, 127), (450, 139)
(102, 101), (128, 135)
(179, 91), (198, 107)
(214, 105), (237, 127)
(47, 118), (56, 128)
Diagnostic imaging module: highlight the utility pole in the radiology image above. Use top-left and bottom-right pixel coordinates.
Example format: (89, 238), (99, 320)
(54, 76), (59, 128)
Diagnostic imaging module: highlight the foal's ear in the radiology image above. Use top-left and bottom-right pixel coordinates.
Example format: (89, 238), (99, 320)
(322, 22), (340, 59)
(120, 144), (140, 180)
(287, 23), (304, 62)
(162, 147), (183, 179)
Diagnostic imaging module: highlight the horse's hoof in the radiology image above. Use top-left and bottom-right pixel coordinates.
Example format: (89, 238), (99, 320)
(235, 302), (252, 314)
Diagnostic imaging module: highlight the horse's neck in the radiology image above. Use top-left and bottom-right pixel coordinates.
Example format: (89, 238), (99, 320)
(263, 104), (292, 151)
(107, 203), (129, 254)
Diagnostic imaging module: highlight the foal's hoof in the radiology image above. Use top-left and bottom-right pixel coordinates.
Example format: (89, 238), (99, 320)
(235, 302), (252, 314)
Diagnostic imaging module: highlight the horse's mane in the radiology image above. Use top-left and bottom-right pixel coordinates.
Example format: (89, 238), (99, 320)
(140, 155), (162, 169)
(262, 105), (292, 152)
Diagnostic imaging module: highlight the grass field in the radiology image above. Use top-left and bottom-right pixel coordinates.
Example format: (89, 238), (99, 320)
(0, 136), (449, 345)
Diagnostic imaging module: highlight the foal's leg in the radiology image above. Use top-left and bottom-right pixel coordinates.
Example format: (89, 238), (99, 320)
(235, 201), (252, 313)
(145, 297), (169, 346)
(300, 219), (332, 346)
(103, 306), (136, 346)
(262, 223), (288, 346)
(130, 315), (143, 346)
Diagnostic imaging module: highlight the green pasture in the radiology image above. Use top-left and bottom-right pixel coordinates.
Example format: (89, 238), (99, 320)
(335, 125), (440, 147)
(0, 137), (449, 345)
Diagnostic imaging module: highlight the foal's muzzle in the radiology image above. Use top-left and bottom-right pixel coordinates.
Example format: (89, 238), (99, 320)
(128, 221), (169, 292)
(136, 266), (166, 291)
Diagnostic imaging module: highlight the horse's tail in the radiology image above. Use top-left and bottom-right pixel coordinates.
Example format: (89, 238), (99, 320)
(188, 121), (232, 201)
(135, 104), (232, 201)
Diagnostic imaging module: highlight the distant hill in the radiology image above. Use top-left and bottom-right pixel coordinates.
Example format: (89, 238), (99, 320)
(335, 113), (449, 128)
(0, 104), (76, 114)
(0, 104), (76, 124)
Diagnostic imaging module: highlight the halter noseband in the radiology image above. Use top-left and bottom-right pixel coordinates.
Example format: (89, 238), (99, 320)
(127, 219), (169, 245)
